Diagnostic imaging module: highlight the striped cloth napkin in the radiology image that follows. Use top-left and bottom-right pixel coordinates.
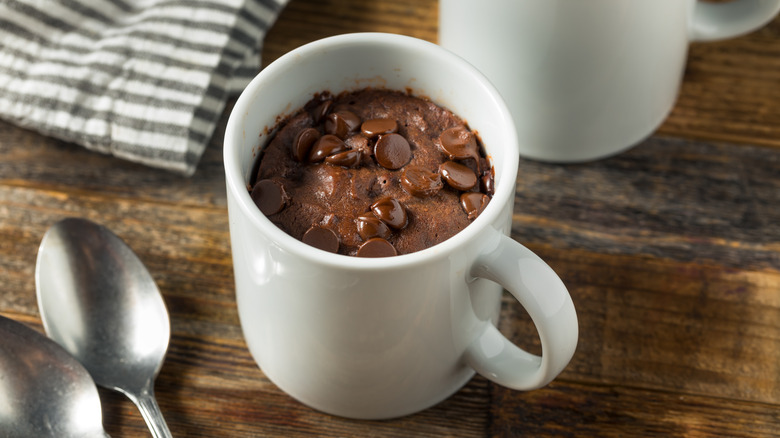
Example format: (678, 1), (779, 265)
(0, 0), (288, 175)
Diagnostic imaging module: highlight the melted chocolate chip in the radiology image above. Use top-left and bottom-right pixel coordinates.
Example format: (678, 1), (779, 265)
(302, 225), (340, 253)
(440, 160), (478, 191)
(460, 192), (490, 220)
(374, 133), (411, 170)
(311, 99), (333, 123)
(370, 197), (408, 230)
(325, 110), (361, 139)
(355, 212), (391, 240)
(325, 149), (363, 168)
(439, 126), (479, 161)
(292, 127), (320, 162)
(361, 118), (398, 138)
(481, 171), (495, 196)
(356, 238), (397, 257)
(251, 179), (289, 216)
(309, 135), (347, 162)
(401, 165), (443, 197)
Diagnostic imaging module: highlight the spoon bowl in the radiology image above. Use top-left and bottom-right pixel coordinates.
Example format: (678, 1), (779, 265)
(36, 217), (172, 437)
(0, 315), (108, 438)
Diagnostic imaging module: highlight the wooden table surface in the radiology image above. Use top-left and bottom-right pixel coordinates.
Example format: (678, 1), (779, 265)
(2, 1), (779, 436)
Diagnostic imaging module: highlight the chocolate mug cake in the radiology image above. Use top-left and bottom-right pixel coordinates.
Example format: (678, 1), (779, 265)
(249, 88), (494, 257)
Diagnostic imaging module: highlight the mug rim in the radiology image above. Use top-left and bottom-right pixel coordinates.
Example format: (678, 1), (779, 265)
(224, 32), (519, 270)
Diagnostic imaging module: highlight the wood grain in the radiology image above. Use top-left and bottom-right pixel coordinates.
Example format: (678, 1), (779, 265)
(661, 22), (780, 148)
(514, 137), (780, 270)
(1, 0), (780, 436)
(491, 379), (780, 437)
(262, 0), (438, 66)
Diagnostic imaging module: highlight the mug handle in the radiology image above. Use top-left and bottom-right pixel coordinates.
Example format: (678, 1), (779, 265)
(691, 0), (780, 42)
(464, 232), (578, 390)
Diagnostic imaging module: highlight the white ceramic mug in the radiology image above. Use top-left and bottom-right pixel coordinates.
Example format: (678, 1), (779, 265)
(439, 0), (780, 162)
(223, 33), (578, 420)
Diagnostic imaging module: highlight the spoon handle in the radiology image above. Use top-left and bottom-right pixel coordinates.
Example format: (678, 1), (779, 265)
(134, 383), (172, 438)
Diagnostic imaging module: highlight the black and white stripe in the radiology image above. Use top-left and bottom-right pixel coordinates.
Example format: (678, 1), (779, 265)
(0, 0), (287, 175)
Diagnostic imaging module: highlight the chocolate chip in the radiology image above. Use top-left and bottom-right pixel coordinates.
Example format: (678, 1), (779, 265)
(355, 212), (391, 240)
(251, 179), (289, 216)
(481, 171), (495, 196)
(302, 225), (340, 253)
(439, 126), (479, 161)
(325, 149), (363, 168)
(311, 99), (333, 123)
(361, 118), (398, 138)
(292, 127), (320, 162)
(374, 133), (411, 170)
(440, 161), (478, 191)
(370, 197), (408, 230)
(356, 238), (397, 257)
(460, 192), (490, 220)
(309, 134), (347, 162)
(401, 165), (443, 197)
(325, 110), (361, 139)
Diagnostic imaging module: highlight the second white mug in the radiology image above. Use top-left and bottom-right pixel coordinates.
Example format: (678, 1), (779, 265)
(439, 0), (780, 162)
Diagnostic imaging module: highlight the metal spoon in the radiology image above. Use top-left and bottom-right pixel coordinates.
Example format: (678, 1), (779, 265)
(35, 218), (172, 438)
(0, 314), (109, 438)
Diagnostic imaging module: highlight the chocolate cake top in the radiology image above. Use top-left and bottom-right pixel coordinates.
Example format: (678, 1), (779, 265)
(251, 89), (494, 257)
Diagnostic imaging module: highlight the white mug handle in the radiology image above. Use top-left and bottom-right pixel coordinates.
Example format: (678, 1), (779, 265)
(691, 0), (780, 42)
(464, 232), (578, 390)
